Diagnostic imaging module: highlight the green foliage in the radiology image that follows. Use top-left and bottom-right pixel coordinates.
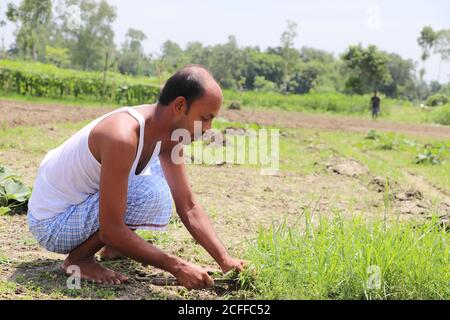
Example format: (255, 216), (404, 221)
(0, 165), (31, 215)
(57, 0), (117, 71)
(45, 46), (71, 68)
(341, 44), (392, 94)
(224, 90), (399, 115)
(415, 143), (448, 165)
(364, 130), (400, 150)
(5, 0), (52, 60)
(243, 214), (449, 299)
(426, 94), (449, 107)
(429, 105), (450, 125)
(0, 59), (160, 105)
(117, 28), (150, 76)
(253, 76), (277, 92)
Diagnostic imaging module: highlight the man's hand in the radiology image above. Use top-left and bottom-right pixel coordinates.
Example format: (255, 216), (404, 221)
(219, 256), (247, 273)
(172, 260), (214, 290)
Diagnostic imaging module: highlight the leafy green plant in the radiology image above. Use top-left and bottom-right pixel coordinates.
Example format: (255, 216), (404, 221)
(415, 143), (448, 165)
(365, 129), (380, 140)
(0, 166), (31, 215)
(429, 105), (450, 125)
(426, 94), (449, 107)
(364, 130), (399, 150)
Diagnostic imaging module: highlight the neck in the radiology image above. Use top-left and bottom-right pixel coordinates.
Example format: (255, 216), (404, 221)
(142, 103), (174, 142)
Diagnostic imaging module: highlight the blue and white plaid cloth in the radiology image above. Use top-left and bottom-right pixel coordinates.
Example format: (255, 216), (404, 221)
(28, 158), (173, 254)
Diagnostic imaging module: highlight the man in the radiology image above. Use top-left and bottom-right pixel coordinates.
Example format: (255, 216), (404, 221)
(371, 90), (381, 120)
(27, 65), (246, 289)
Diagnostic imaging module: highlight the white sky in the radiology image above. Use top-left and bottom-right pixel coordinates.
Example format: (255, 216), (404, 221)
(1, 0), (449, 83)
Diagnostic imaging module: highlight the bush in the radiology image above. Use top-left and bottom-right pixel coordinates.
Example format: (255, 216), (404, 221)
(429, 105), (450, 125)
(426, 94), (449, 107)
(0, 59), (160, 105)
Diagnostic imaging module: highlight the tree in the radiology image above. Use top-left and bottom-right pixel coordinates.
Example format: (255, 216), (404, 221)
(6, 0), (52, 60)
(207, 35), (246, 90)
(341, 44), (392, 94)
(242, 48), (284, 90)
(380, 53), (417, 99)
(279, 20), (300, 92)
(417, 26), (438, 81)
(56, 0), (117, 70)
(160, 40), (186, 72)
(434, 29), (450, 82)
(117, 28), (149, 75)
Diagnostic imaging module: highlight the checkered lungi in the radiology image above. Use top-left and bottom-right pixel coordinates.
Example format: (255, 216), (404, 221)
(27, 158), (173, 254)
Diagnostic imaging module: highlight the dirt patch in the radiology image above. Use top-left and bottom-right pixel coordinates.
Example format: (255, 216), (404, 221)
(0, 99), (114, 128)
(325, 157), (370, 178)
(221, 109), (450, 140)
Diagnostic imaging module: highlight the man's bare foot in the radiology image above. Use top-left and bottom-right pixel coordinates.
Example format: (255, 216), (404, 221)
(62, 256), (128, 285)
(99, 245), (126, 261)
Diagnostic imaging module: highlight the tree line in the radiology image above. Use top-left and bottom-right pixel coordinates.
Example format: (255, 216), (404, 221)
(1, 0), (449, 101)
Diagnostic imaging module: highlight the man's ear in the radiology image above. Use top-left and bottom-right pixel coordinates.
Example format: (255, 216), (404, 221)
(172, 97), (186, 115)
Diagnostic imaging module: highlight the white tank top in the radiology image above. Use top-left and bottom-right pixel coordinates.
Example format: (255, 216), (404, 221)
(28, 106), (161, 221)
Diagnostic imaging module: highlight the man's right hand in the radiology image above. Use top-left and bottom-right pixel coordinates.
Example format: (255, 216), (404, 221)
(172, 260), (214, 290)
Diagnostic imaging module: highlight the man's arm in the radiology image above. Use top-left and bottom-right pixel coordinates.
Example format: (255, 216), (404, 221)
(97, 133), (213, 289)
(159, 142), (246, 273)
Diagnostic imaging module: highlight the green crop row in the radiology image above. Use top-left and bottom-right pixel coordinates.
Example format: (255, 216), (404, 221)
(0, 60), (160, 105)
(223, 90), (408, 115)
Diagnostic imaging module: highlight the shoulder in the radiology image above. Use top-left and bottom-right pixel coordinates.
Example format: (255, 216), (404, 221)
(91, 112), (139, 161)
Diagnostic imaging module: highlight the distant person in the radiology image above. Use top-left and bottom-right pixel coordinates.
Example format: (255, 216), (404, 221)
(371, 91), (381, 120)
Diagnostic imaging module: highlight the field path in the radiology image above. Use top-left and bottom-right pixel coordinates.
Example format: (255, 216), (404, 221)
(1, 99), (449, 139)
(221, 109), (450, 140)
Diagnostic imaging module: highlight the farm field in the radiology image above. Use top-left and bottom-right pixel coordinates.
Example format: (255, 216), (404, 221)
(0, 98), (449, 300)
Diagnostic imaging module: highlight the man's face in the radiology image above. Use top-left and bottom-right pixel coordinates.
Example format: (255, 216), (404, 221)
(172, 90), (222, 143)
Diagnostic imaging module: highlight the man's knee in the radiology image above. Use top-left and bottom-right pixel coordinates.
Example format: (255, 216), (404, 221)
(128, 175), (172, 212)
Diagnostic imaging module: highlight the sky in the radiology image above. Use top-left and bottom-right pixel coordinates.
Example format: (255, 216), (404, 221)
(1, 0), (449, 83)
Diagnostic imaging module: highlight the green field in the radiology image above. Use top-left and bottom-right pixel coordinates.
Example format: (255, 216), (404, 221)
(0, 94), (449, 299)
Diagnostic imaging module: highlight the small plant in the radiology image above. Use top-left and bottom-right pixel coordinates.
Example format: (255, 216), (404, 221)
(415, 143), (448, 165)
(364, 130), (399, 150)
(0, 166), (31, 215)
(365, 129), (380, 140)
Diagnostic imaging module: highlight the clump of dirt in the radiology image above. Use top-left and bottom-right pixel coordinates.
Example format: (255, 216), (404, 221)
(325, 157), (369, 178)
(395, 189), (424, 201)
(202, 127), (252, 149)
(393, 189), (431, 215)
(368, 176), (398, 193)
(223, 127), (247, 136)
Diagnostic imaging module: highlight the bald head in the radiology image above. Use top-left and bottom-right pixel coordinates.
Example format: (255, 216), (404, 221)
(158, 65), (222, 108)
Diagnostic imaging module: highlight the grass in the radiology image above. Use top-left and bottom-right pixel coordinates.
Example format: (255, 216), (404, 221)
(242, 213), (449, 300)
(0, 91), (116, 109)
(277, 127), (450, 192)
